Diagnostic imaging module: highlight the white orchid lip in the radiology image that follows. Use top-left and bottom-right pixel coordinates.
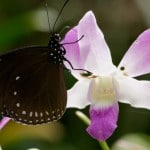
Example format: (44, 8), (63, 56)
(88, 75), (119, 108)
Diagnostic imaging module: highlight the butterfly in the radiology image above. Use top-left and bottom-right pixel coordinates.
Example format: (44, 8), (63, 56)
(0, 0), (69, 125)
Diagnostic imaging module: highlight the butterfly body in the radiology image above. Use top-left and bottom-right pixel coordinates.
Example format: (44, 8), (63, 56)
(0, 33), (67, 125)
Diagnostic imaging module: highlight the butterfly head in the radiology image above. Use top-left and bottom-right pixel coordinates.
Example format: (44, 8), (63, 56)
(48, 33), (61, 48)
(52, 33), (61, 42)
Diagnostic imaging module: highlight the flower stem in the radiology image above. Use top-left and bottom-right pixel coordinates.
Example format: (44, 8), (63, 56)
(75, 111), (90, 124)
(99, 141), (110, 150)
(75, 111), (110, 150)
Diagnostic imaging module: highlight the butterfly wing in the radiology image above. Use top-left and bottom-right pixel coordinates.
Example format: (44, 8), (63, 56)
(0, 47), (67, 125)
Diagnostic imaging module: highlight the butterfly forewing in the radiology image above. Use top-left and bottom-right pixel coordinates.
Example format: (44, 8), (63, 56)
(0, 47), (67, 125)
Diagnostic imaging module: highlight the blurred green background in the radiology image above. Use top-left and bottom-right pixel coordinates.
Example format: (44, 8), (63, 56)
(0, 0), (150, 149)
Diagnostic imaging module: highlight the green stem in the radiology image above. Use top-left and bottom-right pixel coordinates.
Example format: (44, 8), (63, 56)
(99, 141), (110, 150)
(75, 111), (110, 150)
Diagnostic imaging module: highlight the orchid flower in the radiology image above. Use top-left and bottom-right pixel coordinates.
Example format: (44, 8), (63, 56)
(63, 11), (150, 141)
(0, 117), (10, 130)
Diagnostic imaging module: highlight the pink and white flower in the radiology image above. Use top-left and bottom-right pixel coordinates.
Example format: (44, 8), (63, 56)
(63, 11), (150, 141)
(0, 117), (10, 130)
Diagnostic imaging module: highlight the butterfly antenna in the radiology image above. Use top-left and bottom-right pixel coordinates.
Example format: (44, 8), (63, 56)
(44, 2), (52, 34)
(52, 0), (70, 34)
(61, 35), (84, 45)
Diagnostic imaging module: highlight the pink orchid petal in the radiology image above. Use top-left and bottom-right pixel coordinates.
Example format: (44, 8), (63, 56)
(67, 79), (91, 109)
(63, 11), (116, 76)
(62, 28), (83, 69)
(118, 29), (150, 77)
(118, 77), (150, 109)
(87, 103), (119, 141)
(62, 28), (85, 79)
(0, 117), (11, 130)
(77, 11), (116, 75)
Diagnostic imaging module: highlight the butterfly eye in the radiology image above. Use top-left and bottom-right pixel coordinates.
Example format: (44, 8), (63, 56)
(54, 34), (61, 41)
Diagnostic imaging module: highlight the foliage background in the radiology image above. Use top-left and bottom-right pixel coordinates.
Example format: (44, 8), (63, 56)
(0, 0), (150, 149)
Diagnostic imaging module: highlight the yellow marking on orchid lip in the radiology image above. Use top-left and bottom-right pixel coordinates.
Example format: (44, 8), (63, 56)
(80, 72), (98, 79)
(123, 72), (128, 76)
(89, 76), (119, 107)
(87, 74), (98, 79)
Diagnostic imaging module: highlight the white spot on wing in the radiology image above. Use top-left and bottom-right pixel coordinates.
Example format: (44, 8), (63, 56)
(29, 112), (33, 117)
(45, 111), (49, 115)
(52, 111), (55, 114)
(52, 116), (56, 119)
(14, 91), (17, 96)
(40, 112), (43, 117)
(16, 76), (20, 80)
(35, 112), (38, 117)
(22, 110), (26, 115)
(16, 103), (20, 107)
(29, 121), (33, 123)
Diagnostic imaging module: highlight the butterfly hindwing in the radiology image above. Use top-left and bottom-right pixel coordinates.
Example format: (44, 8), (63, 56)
(0, 47), (67, 124)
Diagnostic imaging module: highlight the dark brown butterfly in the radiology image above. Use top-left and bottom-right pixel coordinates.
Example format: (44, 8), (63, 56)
(0, 0), (69, 125)
(0, 32), (68, 125)
(0, 0), (90, 125)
